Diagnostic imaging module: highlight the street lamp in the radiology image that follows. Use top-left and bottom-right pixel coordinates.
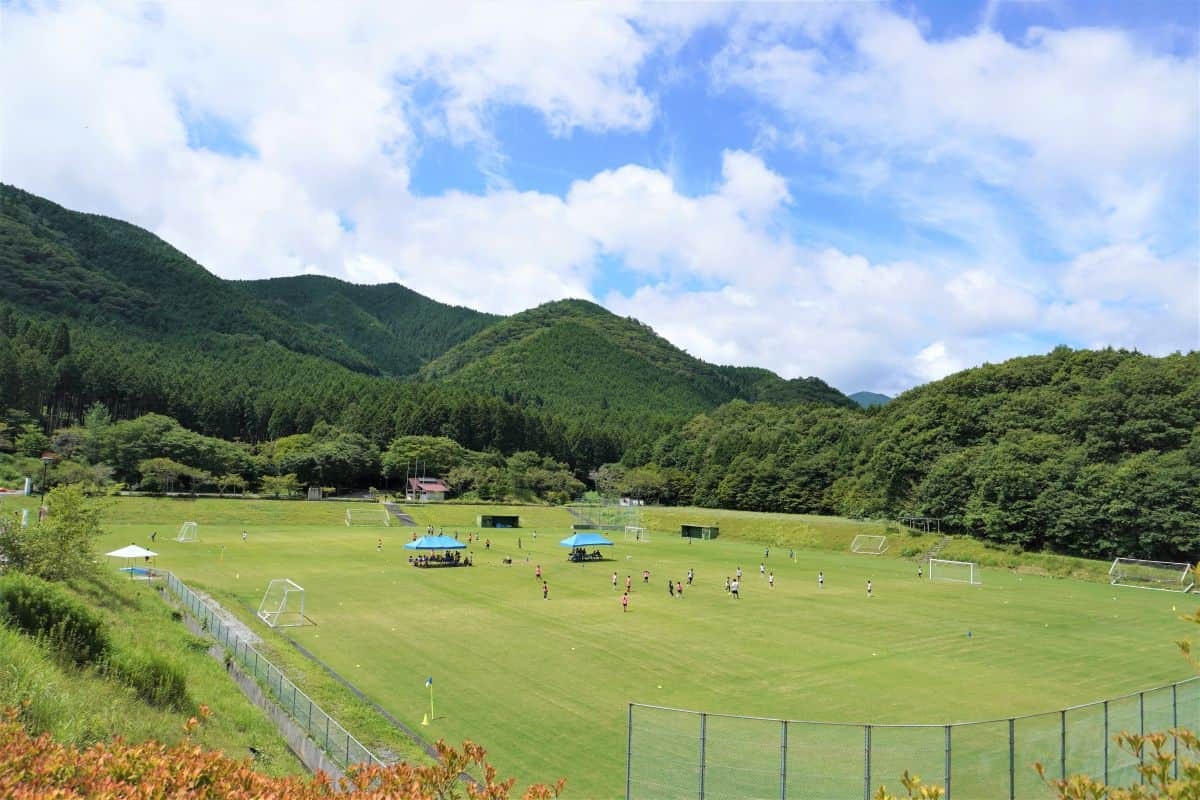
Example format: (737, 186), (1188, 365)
(40, 453), (54, 497)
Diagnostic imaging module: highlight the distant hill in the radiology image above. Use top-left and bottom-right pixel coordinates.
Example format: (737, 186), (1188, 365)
(419, 299), (855, 415)
(240, 275), (497, 376)
(850, 391), (891, 408)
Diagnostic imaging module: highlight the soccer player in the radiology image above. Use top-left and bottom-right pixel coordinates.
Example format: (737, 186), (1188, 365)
(536, 564), (542, 580)
(730, 578), (740, 599)
(626, 575), (632, 592)
(736, 566), (743, 580)
(759, 562), (766, 576)
(818, 571), (824, 589)
(543, 582), (549, 600)
(612, 571), (618, 590)
(668, 579), (674, 597)
(377, 538), (382, 552)
(769, 572), (775, 589)
(676, 580), (683, 597)
(917, 565), (923, 579)
(622, 592), (629, 612)
(687, 568), (694, 585)
(867, 579), (873, 598)
(242, 530), (247, 542)
(724, 576), (731, 592)
(642, 569), (650, 583)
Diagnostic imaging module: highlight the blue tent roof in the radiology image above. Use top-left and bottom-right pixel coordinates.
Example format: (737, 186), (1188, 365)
(403, 535), (467, 550)
(559, 532), (614, 548)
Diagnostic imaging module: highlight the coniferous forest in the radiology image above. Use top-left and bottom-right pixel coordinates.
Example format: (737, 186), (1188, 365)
(1, 184), (1197, 561)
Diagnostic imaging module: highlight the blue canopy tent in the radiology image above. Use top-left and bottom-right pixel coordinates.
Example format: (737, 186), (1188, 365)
(404, 535), (466, 550)
(559, 531), (614, 562)
(559, 532), (614, 548)
(403, 535), (469, 568)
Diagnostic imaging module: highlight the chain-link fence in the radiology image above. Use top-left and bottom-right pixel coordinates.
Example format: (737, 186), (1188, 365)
(162, 572), (381, 772)
(627, 676), (1200, 799)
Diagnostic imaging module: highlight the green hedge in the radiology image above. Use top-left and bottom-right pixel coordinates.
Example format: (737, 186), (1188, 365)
(0, 573), (110, 665)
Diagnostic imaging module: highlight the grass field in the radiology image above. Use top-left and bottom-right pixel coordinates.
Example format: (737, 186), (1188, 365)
(88, 496), (1196, 798)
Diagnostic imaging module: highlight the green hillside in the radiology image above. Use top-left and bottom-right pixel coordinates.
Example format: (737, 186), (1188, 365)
(419, 299), (853, 415)
(240, 275), (497, 377)
(0, 185), (377, 374)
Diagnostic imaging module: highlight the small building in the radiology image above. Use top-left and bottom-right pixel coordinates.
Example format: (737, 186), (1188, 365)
(478, 514), (520, 528)
(407, 477), (449, 502)
(681, 524), (719, 540)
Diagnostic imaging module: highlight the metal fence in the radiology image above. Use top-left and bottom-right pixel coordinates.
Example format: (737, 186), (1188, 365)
(162, 571), (382, 772)
(627, 676), (1200, 799)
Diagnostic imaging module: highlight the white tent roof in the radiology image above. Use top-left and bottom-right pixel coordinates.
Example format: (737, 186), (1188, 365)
(106, 544), (158, 559)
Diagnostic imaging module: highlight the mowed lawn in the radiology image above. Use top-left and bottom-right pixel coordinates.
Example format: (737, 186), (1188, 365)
(97, 498), (1195, 798)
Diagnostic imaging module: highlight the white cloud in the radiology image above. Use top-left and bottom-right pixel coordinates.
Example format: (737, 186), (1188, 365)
(716, 7), (1199, 253)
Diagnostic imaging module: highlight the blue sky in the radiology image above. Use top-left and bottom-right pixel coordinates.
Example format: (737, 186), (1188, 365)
(2, 1), (1196, 394)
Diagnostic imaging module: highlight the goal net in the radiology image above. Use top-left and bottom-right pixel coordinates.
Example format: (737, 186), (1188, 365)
(175, 521), (198, 543)
(257, 579), (307, 628)
(624, 526), (649, 542)
(345, 507), (390, 527)
(929, 558), (980, 585)
(851, 534), (888, 554)
(1109, 558), (1194, 593)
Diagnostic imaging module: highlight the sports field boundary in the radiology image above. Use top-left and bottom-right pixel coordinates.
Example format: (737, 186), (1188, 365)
(160, 571), (382, 774)
(627, 676), (1200, 799)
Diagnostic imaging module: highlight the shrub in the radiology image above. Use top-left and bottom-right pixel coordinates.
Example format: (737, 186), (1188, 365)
(899, 546), (923, 557)
(0, 573), (109, 665)
(106, 651), (191, 710)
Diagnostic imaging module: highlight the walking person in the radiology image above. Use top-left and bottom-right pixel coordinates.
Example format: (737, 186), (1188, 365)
(242, 529), (247, 543)
(622, 592), (629, 612)
(760, 562), (766, 576)
(543, 582), (549, 600)
(724, 576), (731, 593)
(150, 531), (157, 543)
(612, 571), (618, 590)
(769, 572), (775, 589)
(918, 565), (923, 579)
(626, 575), (632, 592)
(687, 568), (694, 586)
(676, 580), (683, 597)
(867, 579), (873, 598)
(818, 571), (824, 589)
(668, 579), (674, 597)
(535, 564), (542, 581)
(736, 566), (742, 580)
(730, 578), (740, 599)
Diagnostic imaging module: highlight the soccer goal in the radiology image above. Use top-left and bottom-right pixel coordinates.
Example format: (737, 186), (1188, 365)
(1109, 558), (1194, 593)
(851, 534), (888, 554)
(176, 521), (198, 543)
(624, 526), (649, 543)
(929, 558), (980, 585)
(257, 579), (307, 628)
(345, 507), (390, 527)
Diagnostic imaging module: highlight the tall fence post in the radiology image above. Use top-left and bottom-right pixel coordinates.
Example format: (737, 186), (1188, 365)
(1139, 691), (1145, 765)
(864, 725), (872, 800)
(1173, 684), (1179, 779)
(1103, 700), (1109, 783)
(1008, 718), (1015, 800)
(779, 720), (788, 800)
(1060, 709), (1066, 780)
(944, 725), (952, 799)
(698, 712), (707, 800)
(625, 705), (633, 800)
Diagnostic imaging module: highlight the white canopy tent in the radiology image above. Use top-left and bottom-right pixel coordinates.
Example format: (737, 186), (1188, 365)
(105, 544), (159, 579)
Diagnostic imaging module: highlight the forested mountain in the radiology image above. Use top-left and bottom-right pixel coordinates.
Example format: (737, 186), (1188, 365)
(0, 185), (376, 374)
(240, 275), (496, 376)
(849, 391), (891, 408)
(610, 348), (1199, 561)
(418, 299), (854, 415)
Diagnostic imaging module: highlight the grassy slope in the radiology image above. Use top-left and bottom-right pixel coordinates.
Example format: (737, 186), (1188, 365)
(0, 495), (303, 775)
(94, 497), (1195, 798)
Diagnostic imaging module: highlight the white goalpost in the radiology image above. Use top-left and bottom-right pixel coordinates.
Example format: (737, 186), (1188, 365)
(345, 507), (390, 527)
(929, 558), (980, 585)
(1109, 558), (1194, 593)
(175, 521), (198, 543)
(851, 534), (888, 555)
(257, 579), (307, 628)
(624, 526), (649, 543)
